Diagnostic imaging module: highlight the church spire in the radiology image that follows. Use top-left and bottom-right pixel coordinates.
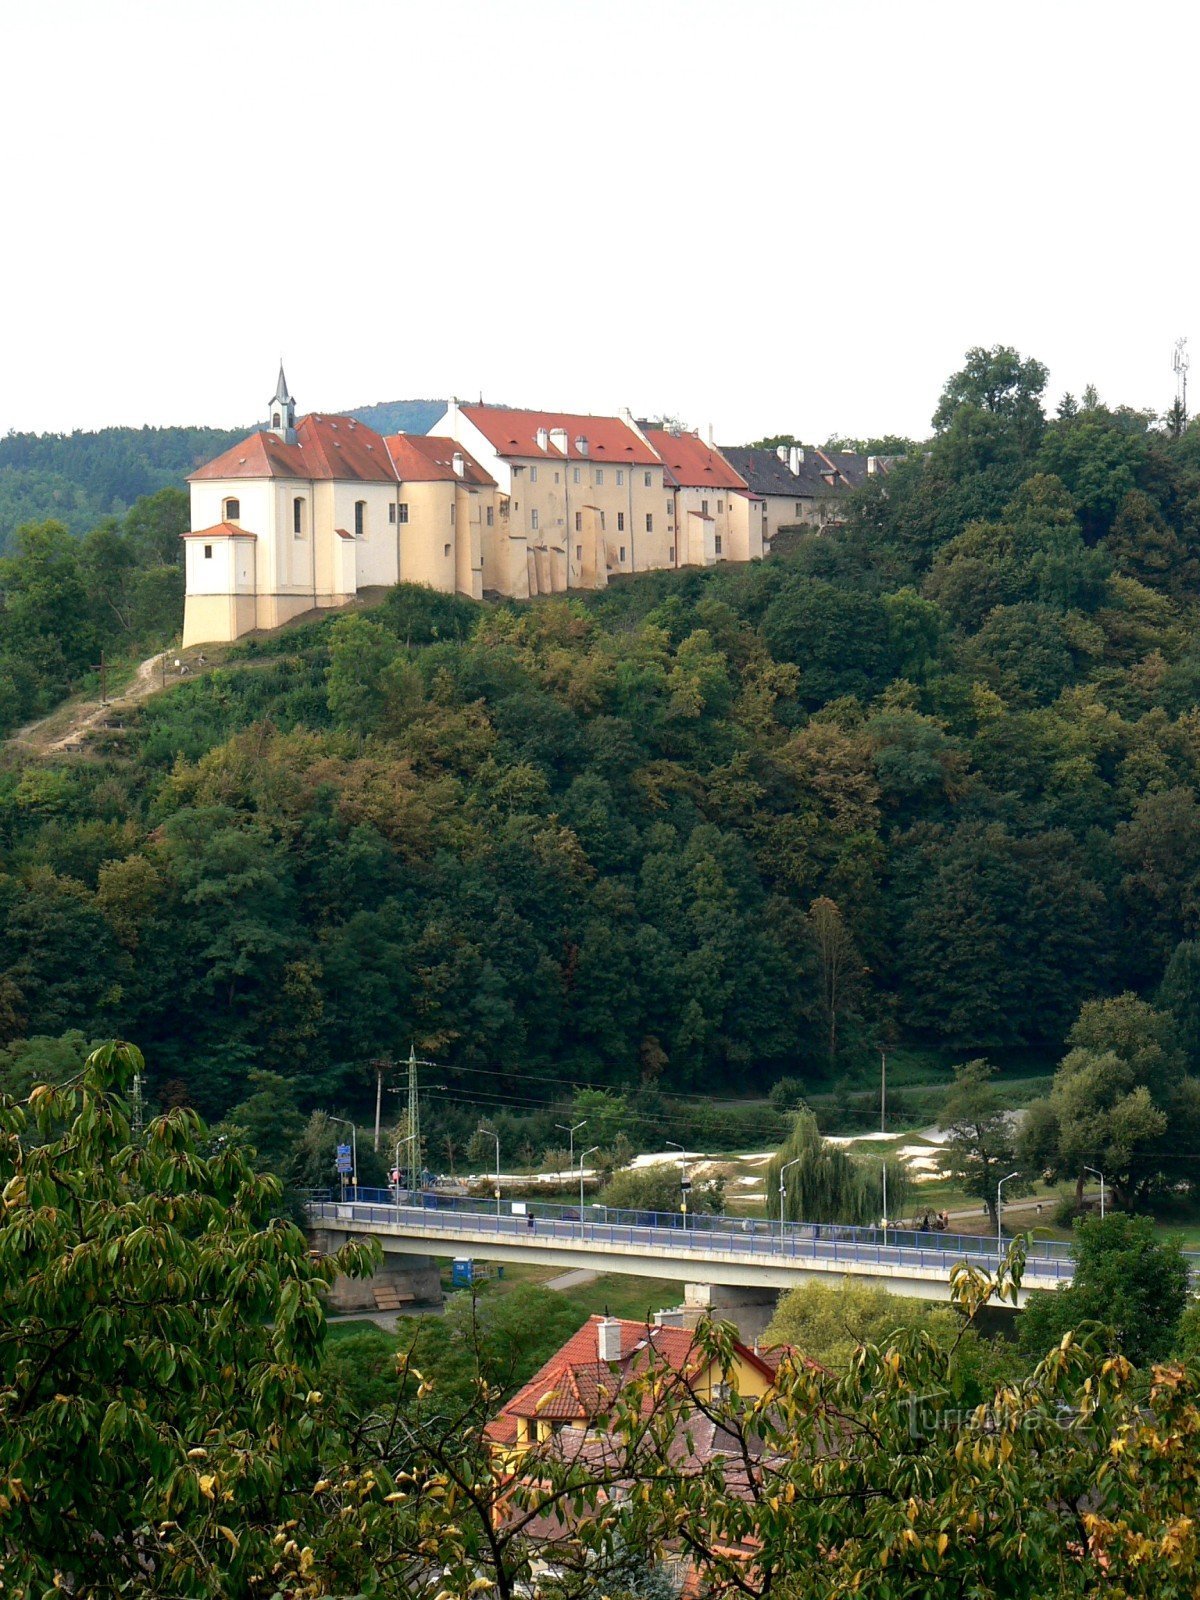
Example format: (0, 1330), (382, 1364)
(267, 361), (297, 444)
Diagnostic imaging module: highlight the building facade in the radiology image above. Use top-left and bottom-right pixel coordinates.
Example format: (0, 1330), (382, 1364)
(181, 376), (800, 647)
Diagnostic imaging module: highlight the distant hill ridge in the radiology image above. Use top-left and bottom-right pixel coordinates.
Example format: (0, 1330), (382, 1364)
(0, 400), (447, 548)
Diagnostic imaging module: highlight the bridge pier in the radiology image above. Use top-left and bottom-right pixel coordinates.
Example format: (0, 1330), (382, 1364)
(310, 1228), (442, 1315)
(682, 1282), (779, 1343)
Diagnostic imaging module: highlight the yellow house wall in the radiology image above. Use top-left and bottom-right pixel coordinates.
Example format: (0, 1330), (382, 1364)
(398, 480), (455, 592)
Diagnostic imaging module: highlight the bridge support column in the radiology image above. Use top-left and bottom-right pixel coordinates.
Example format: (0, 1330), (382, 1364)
(682, 1282), (779, 1344)
(309, 1229), (442, 1315)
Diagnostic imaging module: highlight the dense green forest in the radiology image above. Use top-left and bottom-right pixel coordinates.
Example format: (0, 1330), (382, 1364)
(4, 350), (1200, 1179)
(0, 399), (445, 546)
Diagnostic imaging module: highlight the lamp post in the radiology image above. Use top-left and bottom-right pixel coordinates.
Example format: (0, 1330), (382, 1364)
(370, 1055), (395, 1153)
(666, 1140), (688, 1227)
(556, 1119), (587, 1172)
(478, 1125), (501, 1217)
(579, 1145), (600, 1231)
(996, 1169), (1020, 1255)
(1084, 1166), (1106, 1219)
(393, 1132), (416, 1203)
(779, 1155), (803, 1249)
(328, 1115), (357, 1201)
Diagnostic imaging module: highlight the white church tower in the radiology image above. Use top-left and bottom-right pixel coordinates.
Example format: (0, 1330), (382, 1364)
(268, 362), (297, 443)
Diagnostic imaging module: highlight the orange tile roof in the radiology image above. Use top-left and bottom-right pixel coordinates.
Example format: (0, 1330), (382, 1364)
(386, 433), (497, 488)
(189, 414), (398, 484)
(485, 1316), (775, 1441)
(642, 428), (749, 491)
(461, 404), (660, 466)
(180, 521), (257, 539)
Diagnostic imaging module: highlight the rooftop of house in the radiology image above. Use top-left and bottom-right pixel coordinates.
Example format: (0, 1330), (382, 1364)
(718, 444), (871, 499)
(386, 433), (496, 488)
(485, 1314), (778, 1445)
(640, 427), (749, 492)
(459, 403), (660, 466)
(189, 413), (398, 485)
(180, 521), (257, 540)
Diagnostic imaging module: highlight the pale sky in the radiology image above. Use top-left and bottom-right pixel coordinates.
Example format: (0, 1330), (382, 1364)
(3, 0), (1197, 445)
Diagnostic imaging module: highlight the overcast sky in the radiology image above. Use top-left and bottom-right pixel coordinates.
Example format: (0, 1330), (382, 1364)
(3, 0), (1197, 445)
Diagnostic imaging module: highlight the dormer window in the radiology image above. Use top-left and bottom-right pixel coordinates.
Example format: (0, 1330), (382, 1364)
(224, 497), (240, 522)
(354, 500), (366, 538)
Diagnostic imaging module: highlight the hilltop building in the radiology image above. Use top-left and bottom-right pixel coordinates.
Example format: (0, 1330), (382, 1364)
(181, 374), (864, 648)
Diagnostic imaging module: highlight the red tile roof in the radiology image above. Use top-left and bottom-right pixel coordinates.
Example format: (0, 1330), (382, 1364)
(461, 404), (660, 466)
(385, 433), (497, 488)
(486, 1316), (775, 1441)
(189, 414), (398, 484)
(642, 428), (748, 491)
(180, 521), (257, 540)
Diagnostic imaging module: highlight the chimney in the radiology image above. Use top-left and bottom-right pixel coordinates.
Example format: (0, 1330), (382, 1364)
(789, 446), (804, 475)
(597, 1317), (622, 1363)
(706, 421), (714, 446)
(452, 451), (465, 477)
(575, 435), (589, 457)
(776, 444), (789, 464)
(867, 455), (878, 475)
(549, 426), (568, 455)
(536, 426), (549, 452)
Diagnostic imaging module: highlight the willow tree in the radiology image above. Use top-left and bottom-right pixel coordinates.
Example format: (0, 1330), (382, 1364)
(766, 1109), (908, 1226)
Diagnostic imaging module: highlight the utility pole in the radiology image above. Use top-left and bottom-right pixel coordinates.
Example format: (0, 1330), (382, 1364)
(556, 1119), (587, 1170)
(398, 1045), (436, 1188)
(91, 650), (108, 707)
(880, 1048), (887, 1134)
(667, 1140), (689, 1226)
(1174, 337), (1190, 434)
(369, 1055), (395, 1153)
(130, 1069), (145, 1137)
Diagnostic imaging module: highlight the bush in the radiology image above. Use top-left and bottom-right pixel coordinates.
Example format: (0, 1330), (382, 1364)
(769, 1076), (807, 1112)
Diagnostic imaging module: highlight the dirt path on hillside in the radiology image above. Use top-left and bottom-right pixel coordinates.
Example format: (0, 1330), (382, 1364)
(10, 649), (196, 756)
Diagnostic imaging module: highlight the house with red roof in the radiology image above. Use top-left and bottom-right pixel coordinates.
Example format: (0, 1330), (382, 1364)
(639, 425), (766, 568)
(431, 400), (677, 597)
(181, 369), (497, 647)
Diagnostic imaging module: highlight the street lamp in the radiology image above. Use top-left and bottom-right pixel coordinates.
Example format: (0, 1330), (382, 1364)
(996, 1170), (1020, 1254)
(393, 1132), (416, 1203)
(556, 1119), (587, 1171)
(1085, 1166), (1106, 1219)
(779, 1155), (803, 1249)
(478, 1125), (501, 1217)
(666, 1140), (689, 1226)
(328, 1115), (357, 1201)
(579, 1145), (600, 1228)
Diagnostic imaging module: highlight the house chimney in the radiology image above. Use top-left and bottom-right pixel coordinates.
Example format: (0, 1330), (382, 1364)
(867, 455), (878, 475)
(575, 435), (589, 457)
(597, 1317), (622, 1363)
(776, 444), (789, 464)
(789, 446), (804, 475)
(549, 426), (568, 455)
(706, 421), (714, 446)
(536, 426), (550, 452)
(452, 451), (465, 477)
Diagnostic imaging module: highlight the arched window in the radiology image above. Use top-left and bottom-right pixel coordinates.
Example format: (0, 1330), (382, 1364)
(354, 500), (366, 538)
(273, 412), (281, 429)
(224, 497), (240, 521)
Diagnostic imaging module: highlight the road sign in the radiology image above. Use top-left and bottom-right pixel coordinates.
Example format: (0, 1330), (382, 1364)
(335, 1143), (353, 1175)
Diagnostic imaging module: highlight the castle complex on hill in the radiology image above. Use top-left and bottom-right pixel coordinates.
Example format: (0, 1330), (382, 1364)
(181, 368), (887, 647)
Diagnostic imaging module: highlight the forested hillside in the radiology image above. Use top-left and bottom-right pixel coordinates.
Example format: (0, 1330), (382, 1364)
(4, 350), (1200, 1151)
(0, 400), (444, 546)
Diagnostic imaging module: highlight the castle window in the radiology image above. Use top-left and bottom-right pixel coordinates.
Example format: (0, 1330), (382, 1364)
(617, 512), (625, 531)
(701, 499), (708, 515)
(669, 546), (675, 561)
(450, 503), (455, 526)
(554, 471), (560, 484)
(619, 545), (626, 562)
(293, 497), (304, 537)
(530, 466), (538, 483)
(272, 412), (281, 428)
(645, 514), (653, 532)
(795, 502), (803, 516)
(203, 544), (213, 559)
(224, 497), (240, 521)
(354, 500), (366, 537)
(572, 467), (581, 484)
(617, 470), (624, 487)
(576, 545), (582, 560)
(486, 505), (494, 527)
(444, 543), (451, 557)
(531, 509), (539, 532)
(398, 503), (409, 523)
(574, 512), (582, 532)
(715, 535), (723, 555)
(644, 471), (652, 487)
(595, 468), (604, 485)
(389, 503), (396, 524)
(717, 500), (724, 513)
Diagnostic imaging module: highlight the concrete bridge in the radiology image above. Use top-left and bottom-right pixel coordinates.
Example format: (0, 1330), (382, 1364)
(307, 1194), (1087, 1311)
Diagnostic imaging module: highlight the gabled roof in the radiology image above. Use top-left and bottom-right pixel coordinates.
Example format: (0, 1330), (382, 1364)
(641, 428), (748, 492)
(181, 521), (257, 540)
(718, 444), (870, 500)
(486, 1315), (776, 1441)
(386, 433), (496, 488)
(189, 414), (398, 484)
(460, 404), (660, 466)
